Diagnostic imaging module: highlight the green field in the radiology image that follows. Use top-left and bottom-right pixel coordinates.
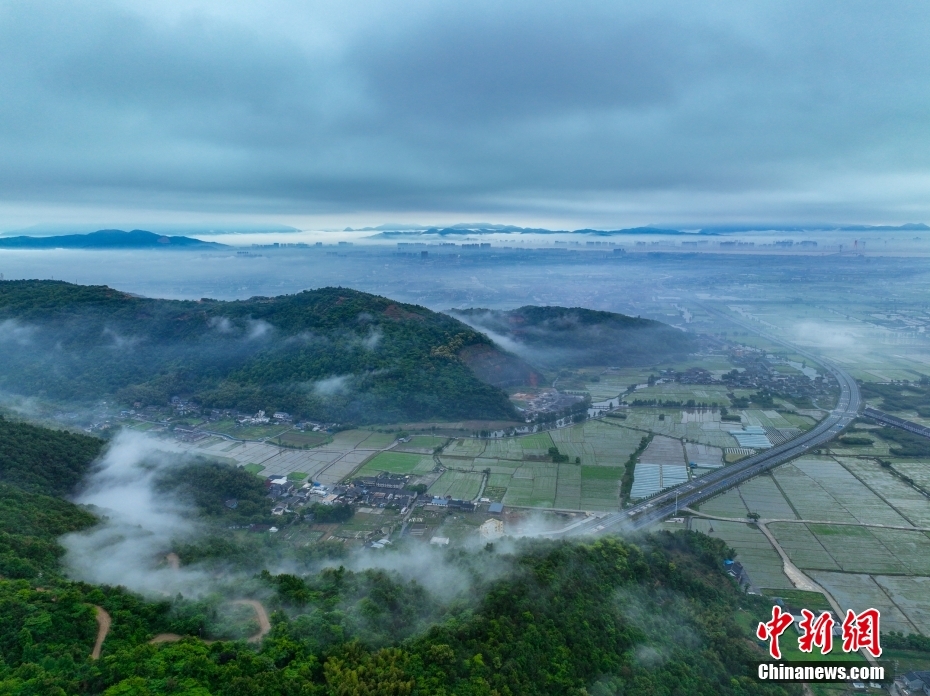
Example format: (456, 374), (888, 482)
(694, 450), (930, 635)
(357, 451), (435, 476)
(428, 470), (484, 500)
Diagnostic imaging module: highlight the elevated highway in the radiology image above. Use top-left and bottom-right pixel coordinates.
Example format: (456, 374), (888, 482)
(863, 406), (930, 440)
(570, 306), (861, 536)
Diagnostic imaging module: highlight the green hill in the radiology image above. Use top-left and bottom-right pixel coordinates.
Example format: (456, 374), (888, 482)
(450, 305), (696, 369)
(0, 281), (517, 424)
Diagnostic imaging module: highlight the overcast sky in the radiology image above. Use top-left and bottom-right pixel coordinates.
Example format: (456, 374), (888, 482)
(1, 0), (929, 230)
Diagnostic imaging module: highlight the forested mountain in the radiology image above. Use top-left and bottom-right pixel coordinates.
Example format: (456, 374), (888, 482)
(0, 414), (801, 695)
(0, 281), (517, 424)
(450, 305), (696, 369)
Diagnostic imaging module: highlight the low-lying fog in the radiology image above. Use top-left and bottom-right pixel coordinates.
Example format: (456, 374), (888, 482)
(3, 238), (930, 368)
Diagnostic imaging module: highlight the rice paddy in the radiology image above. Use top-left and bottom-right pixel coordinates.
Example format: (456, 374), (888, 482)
(694, 451), (930, 636)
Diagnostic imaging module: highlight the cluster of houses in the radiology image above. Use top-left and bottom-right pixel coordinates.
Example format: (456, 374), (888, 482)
(265, 475), (339, 516)
(346, 474), (419, 511)
(263, 472), (429, 517)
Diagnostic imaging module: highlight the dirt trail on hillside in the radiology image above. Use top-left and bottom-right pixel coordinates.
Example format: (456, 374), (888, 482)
(149, 633), (185, 644)
(91, 606), (111, 659)
(148, 600), (270, 645)
(232, 599), (271, 642)
(166, 552), (180, 570)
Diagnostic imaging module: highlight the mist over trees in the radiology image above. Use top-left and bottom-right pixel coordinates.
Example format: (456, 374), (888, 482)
(451, 305), (696, 369)
(0, 417), (797, 696)
(0, 281), (517, 424)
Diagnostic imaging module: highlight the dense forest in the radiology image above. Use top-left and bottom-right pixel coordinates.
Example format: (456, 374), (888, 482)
(0, 281), (517, 424)
(451, 305), (696, 370)
(0, 416), (104, 495)
(0, 413), (803, 695)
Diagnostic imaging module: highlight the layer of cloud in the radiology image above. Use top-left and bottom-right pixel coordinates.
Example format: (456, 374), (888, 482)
(1, 1), (929, 226)
(60, 432), (212, 596)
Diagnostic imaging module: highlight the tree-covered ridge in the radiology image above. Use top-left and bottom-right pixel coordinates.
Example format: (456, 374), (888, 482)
(154, 459), (279, 525)
(0, 415), (104, 496)
(0, 416), (104, 580)
(0, 483), (98, 580)
(0, 281), (517, 424)
(451, 305), (696, 368)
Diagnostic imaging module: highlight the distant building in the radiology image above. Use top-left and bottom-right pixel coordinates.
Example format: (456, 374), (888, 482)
(488, 502), (504, 514)
(430, 536), (450, 546)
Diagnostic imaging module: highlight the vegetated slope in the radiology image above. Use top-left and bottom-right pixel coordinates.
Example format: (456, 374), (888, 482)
(0, 281), (517, 424)
(451, 305), (696, 369)
(0, 416), (102, 579)
(0, 415), (104, 496)
(155, 459), (278, 525)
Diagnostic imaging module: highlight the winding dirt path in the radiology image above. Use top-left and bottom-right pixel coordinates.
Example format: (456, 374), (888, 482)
(148, 600), (270, 645)
(232, 599), (271, 642)
(91, 606), (111, 660)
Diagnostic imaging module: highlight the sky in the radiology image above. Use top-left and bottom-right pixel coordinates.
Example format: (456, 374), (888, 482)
(1, 0), (929, 231)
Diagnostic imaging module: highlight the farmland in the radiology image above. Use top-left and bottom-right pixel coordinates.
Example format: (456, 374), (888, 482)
(692, 435), (930, 636)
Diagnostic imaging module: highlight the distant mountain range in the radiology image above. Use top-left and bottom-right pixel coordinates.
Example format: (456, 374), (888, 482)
(0, 229), (224, 249)
(356, 222), (930, 238)
(0, 223), (298, 237)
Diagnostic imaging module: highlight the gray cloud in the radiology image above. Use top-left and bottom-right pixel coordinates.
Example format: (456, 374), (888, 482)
(1, 1), (929, 225)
